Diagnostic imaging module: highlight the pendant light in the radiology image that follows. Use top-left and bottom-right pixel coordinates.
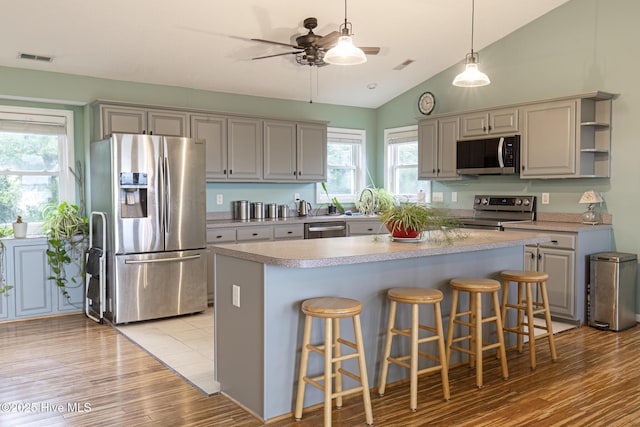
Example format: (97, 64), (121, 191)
(323, 0), (367, 65)
(453, 0), (490, 87)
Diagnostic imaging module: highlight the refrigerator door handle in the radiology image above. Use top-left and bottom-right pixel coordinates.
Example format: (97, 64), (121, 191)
(158, 153), (165, 233)
(164, 155), (171, 229)
(124, 254), (202, 265)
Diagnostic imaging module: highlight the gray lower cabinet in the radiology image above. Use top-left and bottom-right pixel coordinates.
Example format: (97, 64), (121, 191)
(273, 224), (304, 240)
(0, 238), (83, 322)
(347, 220), (383, 236)
(516, 227), (612, 325)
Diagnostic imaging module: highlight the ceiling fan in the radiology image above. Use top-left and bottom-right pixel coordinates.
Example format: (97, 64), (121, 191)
(251, 17), (379, 66)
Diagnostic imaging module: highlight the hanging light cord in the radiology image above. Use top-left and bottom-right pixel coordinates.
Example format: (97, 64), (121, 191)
(470, 0), (475, 55)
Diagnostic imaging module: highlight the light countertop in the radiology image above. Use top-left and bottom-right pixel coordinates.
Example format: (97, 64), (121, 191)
(210, 230), (551, 268)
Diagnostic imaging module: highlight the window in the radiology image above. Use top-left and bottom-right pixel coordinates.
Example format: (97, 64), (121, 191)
(0, 106), (75, 231)
(316, 128), (365, 204)
(384, 125), (430, 201)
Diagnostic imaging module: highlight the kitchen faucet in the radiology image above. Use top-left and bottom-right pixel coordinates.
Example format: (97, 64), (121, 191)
(358, 188), (376, 216)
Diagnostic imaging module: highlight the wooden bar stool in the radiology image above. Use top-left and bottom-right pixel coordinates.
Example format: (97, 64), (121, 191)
(294, 297), (373, 426)
(446, 278), (509, 388)
(501, 270), (558, 370)
(378, 287), (450, 412)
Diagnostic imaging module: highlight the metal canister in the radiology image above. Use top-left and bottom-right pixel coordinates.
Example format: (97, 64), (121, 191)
(251, 202), (264, 220)
(267, 203), (278, 219)
(233, 200), (250, 220)
(278, 204), (290, 218)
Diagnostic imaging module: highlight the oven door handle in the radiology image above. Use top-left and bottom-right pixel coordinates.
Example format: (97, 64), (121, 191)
(497, 137), (505, 168)
(307, 225), (346, 232)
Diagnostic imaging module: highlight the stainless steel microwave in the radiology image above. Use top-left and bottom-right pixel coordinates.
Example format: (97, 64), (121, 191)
(456, 135), (520, 175)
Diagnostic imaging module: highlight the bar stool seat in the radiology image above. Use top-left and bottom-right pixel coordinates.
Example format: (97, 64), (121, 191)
(501, 270), (558, 370)
(446, 278), (509, 388)
(378, 287), (450, 412)
(294, 297), (373, 426)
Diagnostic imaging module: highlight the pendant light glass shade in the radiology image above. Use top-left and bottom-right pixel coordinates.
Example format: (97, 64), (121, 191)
(324, 35), (367, 65)
(452, 53), (490, 87)
(453, 0), (490, 87)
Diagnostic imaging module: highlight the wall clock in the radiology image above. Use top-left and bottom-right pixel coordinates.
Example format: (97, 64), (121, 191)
(418, 91), (436, 115)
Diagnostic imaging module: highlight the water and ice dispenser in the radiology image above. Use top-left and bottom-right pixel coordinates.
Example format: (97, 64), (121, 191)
(119, 172), (148, 218)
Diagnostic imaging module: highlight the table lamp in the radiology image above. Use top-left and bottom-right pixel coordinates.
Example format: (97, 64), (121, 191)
(579, 190), (603, 224)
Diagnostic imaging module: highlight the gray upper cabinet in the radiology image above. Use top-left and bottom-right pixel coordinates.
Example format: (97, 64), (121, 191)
(263, 120), (327, 182)
(227, 117), (263, 181)
(460, 107), (519, 138)
(94, 103), (188, 139)
(191, 114), (227, 181)
(520, 99), (577, 177)
(418, 116), (459, 180)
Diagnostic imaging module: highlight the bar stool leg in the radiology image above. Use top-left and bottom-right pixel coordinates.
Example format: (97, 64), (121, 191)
(517, 281), (525, 352)
(474, 292), (483, 388)
(323, 318), (333, 427)
(446, 289), (459, 366)
(540, 281), (558, 362)
(525, 281), (537, 370)
(353, 314), (374, 425)
(295, 315), (313, 421)
(334, 318), (343, 409)
(500, 281), (509, 356)
(410, 303), (419, 411)
(378, 300), (397, 397)
(492, 290), (509, 380)
(434, 301), (450, 401)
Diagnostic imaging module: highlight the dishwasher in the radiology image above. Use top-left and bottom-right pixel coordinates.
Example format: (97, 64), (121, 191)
(304, 221), (347, 239)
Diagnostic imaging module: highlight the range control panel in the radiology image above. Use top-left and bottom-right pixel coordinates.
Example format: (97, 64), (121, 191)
(473, 195), (536, 213)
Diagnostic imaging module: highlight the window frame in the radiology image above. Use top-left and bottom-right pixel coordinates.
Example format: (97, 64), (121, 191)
(384, 125), (430, 203)
(0, 105), (75, 232)
(316, 127), (366, 205)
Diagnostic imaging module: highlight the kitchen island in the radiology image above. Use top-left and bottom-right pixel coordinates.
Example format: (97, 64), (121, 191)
(211, 231), (550, 421)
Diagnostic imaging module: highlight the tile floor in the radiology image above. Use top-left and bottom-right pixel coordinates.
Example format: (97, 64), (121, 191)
(116, 306), (219, 395)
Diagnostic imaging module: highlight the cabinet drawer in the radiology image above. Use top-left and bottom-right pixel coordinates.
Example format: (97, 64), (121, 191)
(237, 226), (273, 241)
(348, 221), (382, 235)
(207, 228), (236, 243)
(538, 232), (576, 250)
(273, 224), (304, 240)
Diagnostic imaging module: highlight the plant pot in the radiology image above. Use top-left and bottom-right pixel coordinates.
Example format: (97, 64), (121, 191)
(13, 222), (28, 238)
(327, 205), (337, 215)
(386, 223), (421, 239)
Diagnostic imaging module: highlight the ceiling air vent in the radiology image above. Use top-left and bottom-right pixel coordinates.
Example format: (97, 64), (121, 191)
(18, 52), (53, 62)
(393, 59), (414, 71)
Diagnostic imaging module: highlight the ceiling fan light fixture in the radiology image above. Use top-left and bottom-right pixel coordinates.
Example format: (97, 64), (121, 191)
(324, 35), (367, 65)
(453, 0), (490, 87)
(453, 52), (490, 87)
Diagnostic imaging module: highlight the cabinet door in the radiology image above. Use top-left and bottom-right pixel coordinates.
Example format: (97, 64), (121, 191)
(228, 117), (263, 180)
(297, 122), (327, 181)
(538, 247), (575, 320)
(490, 108), (519, 135)
(263, 120), (297, 181)
(438, 117), (459, 178)
(418, 119), (438, 179)
(14, 244), (52, 317)
(147, 110), (189, 137)
(101, 105), (147, 137)
(460, 112), (489, 138)
(524, 245), (537, 272)
(348, 221), (383, 236)
(521, 100), (576, 177)
(207, 246), (214, 304)
(191, 114), (228, 180)
(57, 249), (85, 312)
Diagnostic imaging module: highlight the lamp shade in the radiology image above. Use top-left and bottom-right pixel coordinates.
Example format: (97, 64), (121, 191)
(579, 190), (603, 204)
(323, 36), (367, 65)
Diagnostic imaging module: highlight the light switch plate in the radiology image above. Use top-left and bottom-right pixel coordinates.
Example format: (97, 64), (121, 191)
(451, 192), (457, 202)
(232, 285), (240, 308)
(216, 194), (223, 205)
(542, 193), (550, 204)
(433, 192), (444, 202)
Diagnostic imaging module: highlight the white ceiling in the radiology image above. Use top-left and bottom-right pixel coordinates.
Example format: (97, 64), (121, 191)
(1, 0), (570, 108)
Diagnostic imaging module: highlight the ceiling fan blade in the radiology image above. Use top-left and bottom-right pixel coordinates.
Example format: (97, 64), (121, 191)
(252, 51), (299, 60)
(314, 31), (340, 49)
(361, 47), (381, 55)
(251, 38), (301, 49)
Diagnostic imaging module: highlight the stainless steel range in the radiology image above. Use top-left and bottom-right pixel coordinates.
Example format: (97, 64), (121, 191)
(458, 195), (537, 231)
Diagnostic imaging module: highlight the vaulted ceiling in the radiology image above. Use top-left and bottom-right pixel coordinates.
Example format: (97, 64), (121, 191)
(1, 0), (570, 108)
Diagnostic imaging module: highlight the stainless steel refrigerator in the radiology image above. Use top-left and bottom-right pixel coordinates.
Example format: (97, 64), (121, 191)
(90, 133), (207, 324)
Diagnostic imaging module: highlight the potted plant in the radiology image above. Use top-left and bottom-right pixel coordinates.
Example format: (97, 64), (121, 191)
(355, 187), (396, 215)
(379, 202), (465, 243)
(41, 202), (88, 302)
(12, 215), (27, 238)
(321, 182), (344, 214)
(0, 225), (13, 296)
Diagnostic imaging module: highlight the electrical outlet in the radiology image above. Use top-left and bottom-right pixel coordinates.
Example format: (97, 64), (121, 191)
(542, 193), (550, 204)
(451, 192), (457, 203)
(232, 285), (240, 308)
(432, 192), (444, 202)
(216, 194), (223, 205)
(294, 193), (300, 202)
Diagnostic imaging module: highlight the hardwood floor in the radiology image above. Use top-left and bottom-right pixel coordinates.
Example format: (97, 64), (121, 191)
(1, 314), (639, 426)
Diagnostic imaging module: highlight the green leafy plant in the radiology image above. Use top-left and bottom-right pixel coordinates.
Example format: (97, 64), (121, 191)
(379, 202), (466, 244)
(321, 182), (345, 214)
(355, 187), (396, 215)
(0, 226), (12, 296)
(42, 202), (88, 302)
